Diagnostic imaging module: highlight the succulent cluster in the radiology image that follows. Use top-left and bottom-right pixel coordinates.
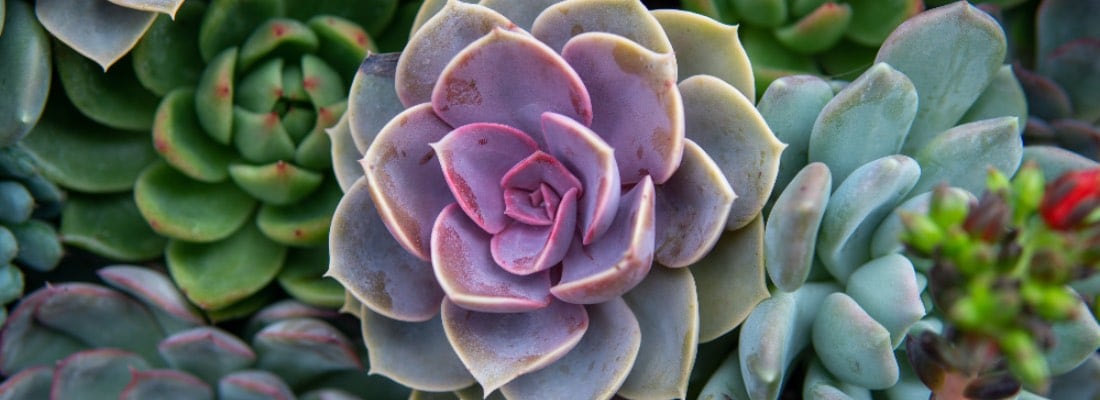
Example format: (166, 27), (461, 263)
(680, 0), (922, 96)
(0, 265), (411, 399)
(328, 0), (784, 397)
(901, 165), (1100, 398)
(20, 0), (419, 317)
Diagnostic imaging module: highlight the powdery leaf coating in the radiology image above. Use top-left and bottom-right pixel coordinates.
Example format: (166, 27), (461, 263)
(360, 307), (475, 392)
(812, 293), (899, 389)
(654, 139), (736, 268)
(36, 0), (157, 70)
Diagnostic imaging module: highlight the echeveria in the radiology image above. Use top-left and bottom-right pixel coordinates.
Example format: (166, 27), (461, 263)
(34, 0), (184, 70)
(0, 0), (50, 147)
(329, 0), (783, 397)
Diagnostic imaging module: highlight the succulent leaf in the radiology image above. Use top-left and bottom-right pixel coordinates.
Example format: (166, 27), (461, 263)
(97, 265), (205, 334)
(531, 0), (672, 53)
(0, 366), (53, 400)
(154, 89), (236, 182)
(51, 350), (151, 400)
(276, 247), (344, 308)
(157, 326), (256, 385)
(34, 284), (165, 363)
(910, 116), (1023, 196)
(59, 193), (168, 261)
(253, 318), (362, 387)
(121, 369), (213, 400)
(135, 161), (256, 242)
(654, 140), (736, 268)
(0, 0), (49, 147)
(347, 53), (403, 154)
(131, 1), (206, 96)
(766, 163), (831, 292)
(812, 293), (899, 389)
(758, 75), (835, 196)
(217, 370), (295, 400)
(360, 307), (475, 392)
(959, 64), (1028, 131)
(692, 216), (769, 342)
(165, 223), (286, 310)
(651, 9), (754, 100)
(54, 42), (159, 131)
(618, 266), (697, 400)
(36, 0), (157, 70)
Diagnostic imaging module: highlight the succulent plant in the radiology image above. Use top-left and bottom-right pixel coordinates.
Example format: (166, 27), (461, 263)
(20, 0), (420, 316)
(696, 2), (1099, 398)
(679, 0), (923, 97)
(0, 265), (411, 399)
(327, 0), (784, 397)
(33, 0), (185, 71)
(974, 0), (1100, 162)
(0, 0), (51, 148)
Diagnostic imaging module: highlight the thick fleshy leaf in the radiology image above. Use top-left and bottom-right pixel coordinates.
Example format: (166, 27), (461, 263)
(654, 140), (735, 268)
(531, 0), (672, 53)
(301, 54), (346, 108)
(1022, 145), (1100, 179)
(238, 19), (319, 70)
(196, 0), (280, 62)
(432, 204), (551, 312)
(51, 350), (150, 400)
(109, 0), (185, 16)
(1045, 300), (1100, 375)
(698, 348), (749, 400)
(246, 300), (339, 336)
(348, 53), (404, 153)
(731, 0), (786, 27)
(121, 369), (212, 400)
(194, 48), (237, 144)
(1038, 39), (1100, 122)
(60, 193), (167, 261)
(818, 155), (920, 283)
(775, 2), (853, 54)
(166, 223), (286, 310)
(256, 178), (341, 246)
(397, 1), (512, 106)
(765, 163), (831, 292)
(845, 254), (925, 348)
(553, 177), (654, 304)
(501, 298), (640, 399)
(808, 63), (917, 187)
(812, 293), (899, 389)
(0, 289), (87, 375)
(276, 247), (344, 308)
(362, 104), (453, 261)
(153, 89), (235, 182)
(875, 1), (1006, 153)
(652, 9), (754, 100)
(328, 115), (362, 192)
(217, 370), (294, 400)
(693, 216), (769, 342)
(254, 318), (362, 387)
(1036, 0), (1100, 60)
(959, 65), (1027, 131)
(131, 1), (205, 97)
(561, 32), (683, 184)
(680, 75), (784, 230)
(0, 0), (50, 146)
(801, 358), (873, 400)
(476, 0), (558, 30)
(739, 283), (839, 399)
(53, 43), (159, 131)
(232, 108), (296, 164)
(97, 265), (204, 334)
(36, 0), (156, 69)
(757, 75), (835, 197)
(618, 266), (697, 400)
(491, 188), (578, 275)
(135, 162), (255, 242)
(228, 162), (323, 206)
(158, 327), (256, 385)
(442, 299), (588, 394)
(0, 366), (53, 400)
(542, 112), (620, 245)
(432, 28), (592, 147)
(34, 284), (164, 363)
(7, 220), (61, 272)
(844, 0), (918, 46)
(361, 307), (474, 391)
(308, 15), (374, 80)
(432, 123), (538, 234)
(328, 178), (443, 321)
(910, 117), (1023, 196)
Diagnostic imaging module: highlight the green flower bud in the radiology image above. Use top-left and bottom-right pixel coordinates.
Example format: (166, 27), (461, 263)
(901, 212), (945, 255)
(1011, 162), (1044, 220)
(929, 184), (971, 228)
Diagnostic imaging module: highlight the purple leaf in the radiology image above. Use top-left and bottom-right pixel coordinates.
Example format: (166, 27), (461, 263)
(361, 104), (453, 261)
(396, 1), (513, 106)
(531, 0), (672, 54)
(491, 188), (578, 275)
(619, 266), (698, 399)
(561, 32), (684, 185)
(431, 123), (539, 234)
(552, 177), (655, 304)
(441, 298), (588, 394)
(654, 139), (736, 267)
(360, 306), (474, 392)
(432, 204), (552, 313)
(501, 298), (641, 399)
(432, 28), (592, 147)
(542, 112), (620, 245)
(328, 178), (445, 322)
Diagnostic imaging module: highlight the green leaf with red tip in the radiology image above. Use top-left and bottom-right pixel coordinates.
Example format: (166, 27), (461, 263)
(239, 19), (319, 71)
(195, 48), (237, 145)
(282, 107), (316, 141)
(276, 246), (344, 308)
(285, 0), (397, 37)
(131, 1), (206, 97)
(135, 161), (256, 242)
(844, 0), (919, 46)
(232, 108), (296, 164)
(60, 193), (167, 261)
(155, 89), (236, 182)
(228, 161), (322, 206)
(301, 55), (346, 107)
(308, 15), (373, 82)
(22, 99), (158, 193)
(775, 2), (852, 55)
(295, 101), (345, 170)
(167, 222), (286, 311)
(0, 0), (50, 147)
(54, 42), (159, 131)
(237, 59), (285, 113)
(52, 350), (151, 400)
(282, 64), (309, 102)
(255, 176), (340, 246)
(197, 0), (282, 62)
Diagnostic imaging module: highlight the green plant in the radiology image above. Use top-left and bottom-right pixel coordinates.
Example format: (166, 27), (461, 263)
(0, 265), (410, 399)
(328, 0), (784, 397)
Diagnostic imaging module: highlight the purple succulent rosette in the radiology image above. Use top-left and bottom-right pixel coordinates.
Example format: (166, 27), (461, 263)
(328, 0), (783, 397)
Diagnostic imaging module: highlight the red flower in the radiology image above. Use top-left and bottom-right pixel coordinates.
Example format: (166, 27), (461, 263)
(1040, 169), (1100, 230)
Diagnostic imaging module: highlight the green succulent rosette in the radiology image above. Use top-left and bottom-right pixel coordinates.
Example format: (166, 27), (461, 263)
(21, 0), (418, 316)
(680, 0), (922, 97)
